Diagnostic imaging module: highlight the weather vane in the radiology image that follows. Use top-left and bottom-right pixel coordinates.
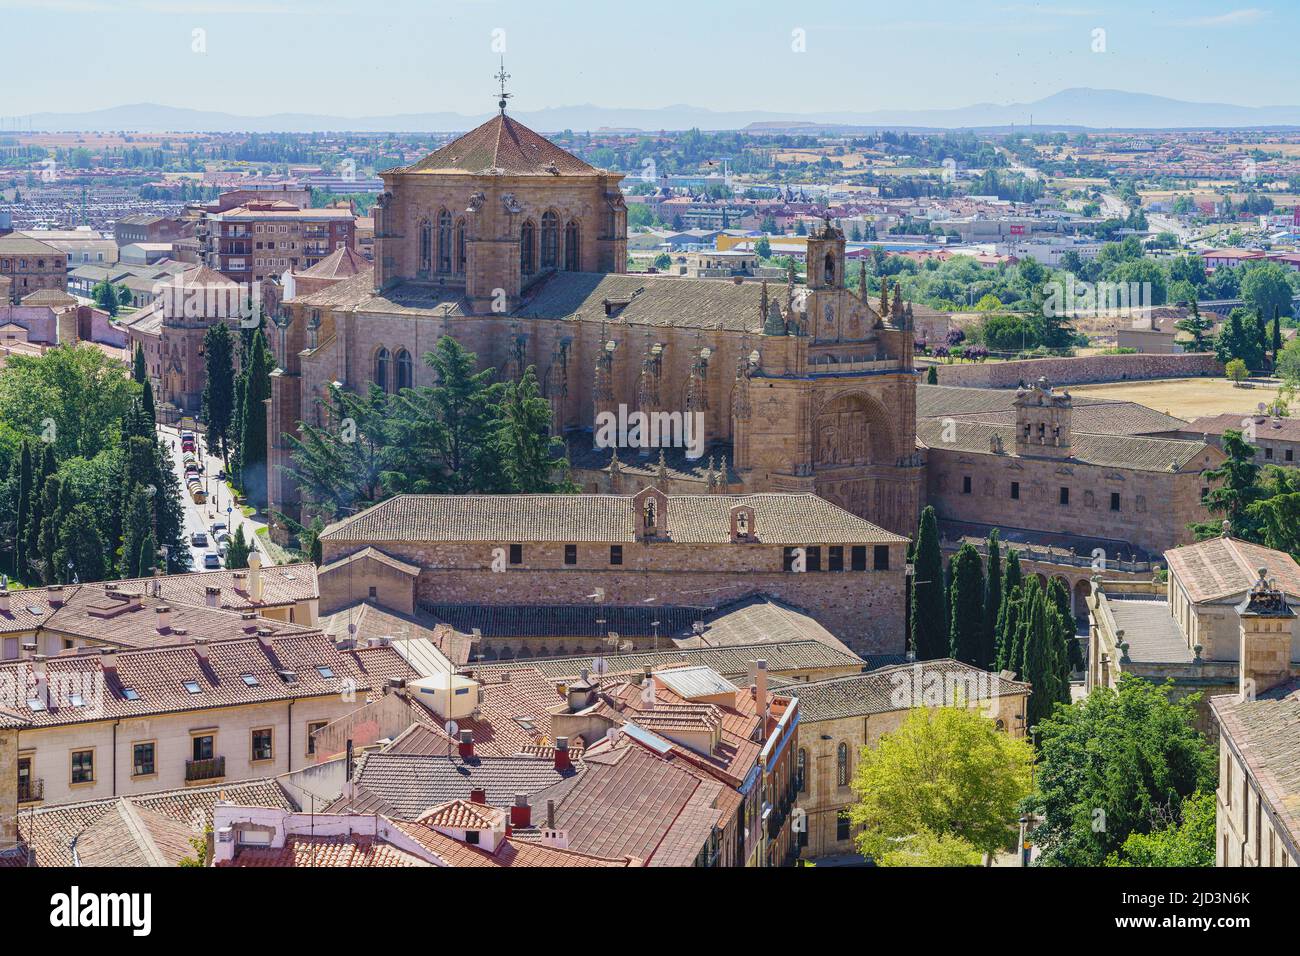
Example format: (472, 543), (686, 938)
(495, 57), (512, 115)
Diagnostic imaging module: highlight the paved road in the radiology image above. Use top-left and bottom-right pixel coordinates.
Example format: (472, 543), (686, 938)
(157, 424), (267, 572)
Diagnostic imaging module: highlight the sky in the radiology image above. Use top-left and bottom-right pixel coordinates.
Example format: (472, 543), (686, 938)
(1, 0), (1298, 119)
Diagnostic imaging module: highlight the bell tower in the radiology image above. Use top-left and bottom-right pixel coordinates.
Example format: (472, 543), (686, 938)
(805, 216), (845, 291)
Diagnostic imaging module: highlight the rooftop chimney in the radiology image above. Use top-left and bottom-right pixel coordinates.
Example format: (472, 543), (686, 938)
(510, 792), (532, 829)
(755, 658), (768, 721)
(248, 548), (263, 602)
(546, 799), (556, 830)
(469, 787), (487, 805)
(193, 637), (209, 661)
(155, 605), (173, 633)
(1237, 568), (1296, 698)
(205, 586), (221, 608)
(99, 647), (117, 675)
(554, 737), (571, 772)
(0, 587), (9, 614)
(458, 729), (475, 760)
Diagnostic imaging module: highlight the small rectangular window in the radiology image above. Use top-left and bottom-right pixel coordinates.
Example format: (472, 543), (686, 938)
(962, 475), (972, 494)
(1265, 447), (1273, 459)
(133, 742), (155, 777)
(509, 544), (522, 565)
(851, 545), (867, 571)
(806, 546), (822, 572)
(828, 546), (844, 572)
(1286, 449), (1294, 462)
(1010, 481), (1020, 500)
(1110, 492), (1121, 512)
(307, 721), (327, 755)
(609, 545), (623, 566)
(71, 749), (94, 785)
(564, 544), (577, 566)
(836, 815), (851, 842)
(783, 546), (797, 571)
(251, 728), (273, 762)
(1059, 486), (1069, 506)
(873, 545), (890, 571)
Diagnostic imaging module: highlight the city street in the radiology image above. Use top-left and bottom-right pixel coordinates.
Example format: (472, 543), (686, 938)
(157, 423), (268, 572)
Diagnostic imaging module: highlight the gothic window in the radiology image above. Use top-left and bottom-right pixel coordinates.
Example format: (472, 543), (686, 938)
(455, 218), (466, 273)
(395, 349), (413, 391)
(418, 220), (432, 274)
(520, 220), (536, 275)
(374, 347), (391, 392)
(564, 219), (580, 271)
(541, 210), (559, 270)
(836, 742), (849, 787)
(437, 209), (452, 273)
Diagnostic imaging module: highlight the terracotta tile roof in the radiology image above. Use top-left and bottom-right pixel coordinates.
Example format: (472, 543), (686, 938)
(417, 798), (504, 829)
(112, 563), (318, 612)
(320, 602), (475, 668)
(18, 289), (77, 307)
(339, 751), (583, 818)
(223, 834), (429, 867)
(1211, 679), (1300, 851)
(321, 492), (904, 545)
(298, 245), (370, 279)
(0, 632), (382, 727)
(465, 639), (863, 683)
(672, 595), (855, 655)
(917, 418), (1214, 473)
(790, 659), (1031, 723)
(387, 818), (633, 867)
(17, 778), (294, 867)
(1166, 536), (1300, 604)
(401, 114), (601, 177)
(425, 602), (703, 641)
(72, 801), (198, 867)
(1187, 413), (1300, 443)
(318, 546), (420, 578)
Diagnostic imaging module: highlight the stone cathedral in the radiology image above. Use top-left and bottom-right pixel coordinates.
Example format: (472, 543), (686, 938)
(267, 108), (923, 537)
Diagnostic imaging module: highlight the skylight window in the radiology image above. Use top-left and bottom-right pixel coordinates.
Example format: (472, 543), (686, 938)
(26, 698), (45, 712)
(183, 681), (202, 694)
(68, 694), (84, 707)
(241, 673), (260, 687)
(316, 666), (334, 679)
(122, 687), (139, 701)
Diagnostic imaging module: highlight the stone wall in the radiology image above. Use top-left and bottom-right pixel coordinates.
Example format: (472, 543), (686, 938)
(0, 727), (16, 850)
(934, 352), (1222, 388)
(321, 538), (908, 656)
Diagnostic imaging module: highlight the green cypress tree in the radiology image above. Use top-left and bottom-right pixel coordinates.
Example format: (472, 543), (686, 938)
(202, 321), (237, 459)
(120, 484), (154, 579)
(1272, 305), (1283, 363)
(995, 584), (1023, 673)
(14, 440), (31, 580)
(36, 474), (62, 584)
(910, 506), (947, 660)
(25, 444), (56, 572)
(1021, 580), (1061, 727)
(1048, 576), (1084, 671)
(925, 365), (938, 385)
(137, 530), (157, 578)
(493, 365), (572, 493)
(238, 329), (272, 509)
(225, 525), (250, 570)
(947, 542), (985, 665)
(982, 529), (1003, 670)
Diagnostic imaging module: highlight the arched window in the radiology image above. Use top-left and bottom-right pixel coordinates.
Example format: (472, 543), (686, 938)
(836, 742), (849, 787)
(418, 220), (432, 274)
(797, 748), (807, 793)
(564, 219), (580, 271)
(455, 218), (466, 274)
(437, 209), (452, 273)
(824, 252), (836, 286)
(520, 220), (536, 275)
(374, 347), (391, 392)
(395, 349), (413, 391)
(540, 210), (559, 270)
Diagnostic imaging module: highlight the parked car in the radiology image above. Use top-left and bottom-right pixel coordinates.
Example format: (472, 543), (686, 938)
(203, 552), (222, 569)
(191, 531), (208, 547)
(210, 521), (227, 536)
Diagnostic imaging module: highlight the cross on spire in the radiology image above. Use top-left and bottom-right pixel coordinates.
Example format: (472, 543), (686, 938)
(495, 57), (512, 115)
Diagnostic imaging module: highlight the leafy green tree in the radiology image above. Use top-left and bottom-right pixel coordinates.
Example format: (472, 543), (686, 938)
(1174, 300), (1212, 352)
(1225, 358), (1248, 385)
(755, 236), (772, 259)
(202, 322), (237, 459)
(1241, 261), (1294, 324)
(910, 506), (948, 660)
(225, 524), (250, 570)
(948, 542), (985, 665)
(493, 365), (573, 494)
(847, 706), (1033, 864)
(1030, 676), (1216, 867)
(1104, 790), (1215, 868)
(925, 365), (938, 384)
(55, 503), (107, 583)
(871, 827), (983, 867)
(1215, 307), (1266, 371)
(1191, 428), (1262, 540)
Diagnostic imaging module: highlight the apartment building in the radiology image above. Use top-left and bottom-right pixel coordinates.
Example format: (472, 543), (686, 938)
(197, 200), (356, 284)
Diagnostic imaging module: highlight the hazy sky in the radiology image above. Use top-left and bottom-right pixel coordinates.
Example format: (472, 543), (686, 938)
(1, 0), (1296, 117)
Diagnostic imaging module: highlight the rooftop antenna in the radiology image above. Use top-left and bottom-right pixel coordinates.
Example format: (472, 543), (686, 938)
(495, 57), (512, 115)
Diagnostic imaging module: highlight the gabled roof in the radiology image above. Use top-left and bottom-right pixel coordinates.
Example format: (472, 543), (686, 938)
(790, 659), (1031, 723)
(1211, 679), (1300, 853)
(401, 114), (601, 177)
(1166, 536), (1300, 604)
(299, 245), (371, 279)
(387, 818), (633, 867)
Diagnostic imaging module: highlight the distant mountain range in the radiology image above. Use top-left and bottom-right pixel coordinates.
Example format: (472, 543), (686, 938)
(16, 88), (1300, 134)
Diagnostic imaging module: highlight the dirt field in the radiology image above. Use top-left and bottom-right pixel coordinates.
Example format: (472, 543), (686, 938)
(1069, 376), (1289, 420)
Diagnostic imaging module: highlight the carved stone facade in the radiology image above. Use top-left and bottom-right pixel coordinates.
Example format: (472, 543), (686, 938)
(268, 115), (923, 539)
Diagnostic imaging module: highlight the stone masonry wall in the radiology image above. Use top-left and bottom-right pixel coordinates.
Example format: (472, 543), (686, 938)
(934, 352), (1222, 388)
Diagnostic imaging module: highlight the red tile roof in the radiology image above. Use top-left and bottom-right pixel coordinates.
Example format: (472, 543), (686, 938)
(401, 114), (600, 177)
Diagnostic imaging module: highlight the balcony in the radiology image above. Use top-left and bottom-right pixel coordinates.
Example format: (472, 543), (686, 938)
(18, 777), (43, 803)
(185, 756), (225, 782)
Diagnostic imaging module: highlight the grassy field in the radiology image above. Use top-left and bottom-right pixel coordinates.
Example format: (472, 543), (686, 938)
(1069, 376), (1288, 420)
